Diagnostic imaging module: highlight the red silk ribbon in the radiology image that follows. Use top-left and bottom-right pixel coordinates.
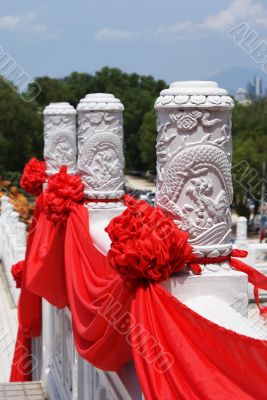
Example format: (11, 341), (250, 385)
(189, 249), (267, 314)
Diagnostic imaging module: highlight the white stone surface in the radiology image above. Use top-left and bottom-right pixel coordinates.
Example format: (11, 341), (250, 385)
(155, 81), (234, 110)
(89, 207), (126, 254)
(162, 269), (248, 316)
(155, 81), (234, 258)
(0, 196), (26, 306)
(0, 265), (18, 382)
(185, 295), (267, 339)
(236, 241), (267, 300)
(77, 93), (125, 201)
(236, 216), (248, 244)
(43, 102), (77, 176)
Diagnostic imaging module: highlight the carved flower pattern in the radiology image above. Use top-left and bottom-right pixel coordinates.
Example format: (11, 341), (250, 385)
(88, 112), (104, 124)
(177, 115), (198, 131)
(170, 111), (203, 132)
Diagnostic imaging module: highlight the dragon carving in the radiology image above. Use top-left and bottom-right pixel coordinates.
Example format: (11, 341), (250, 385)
(156, 144), (233, 243)
(79, 131), (124, 192)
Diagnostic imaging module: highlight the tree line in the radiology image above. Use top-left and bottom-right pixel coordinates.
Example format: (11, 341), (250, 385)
(0, 67), (266, 210)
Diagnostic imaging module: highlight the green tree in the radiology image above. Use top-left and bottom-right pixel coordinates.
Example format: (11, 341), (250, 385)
(0, 78), (42, 174)
(139, 109), (157, 172)
(232, 100), (267, 213)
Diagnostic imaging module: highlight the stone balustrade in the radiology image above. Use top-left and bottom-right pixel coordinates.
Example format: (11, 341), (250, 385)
(0, 196), (27, 305)
(235, 216), (267, 300)
(33, 101), (138, 399)
(1, 84), (266, 398)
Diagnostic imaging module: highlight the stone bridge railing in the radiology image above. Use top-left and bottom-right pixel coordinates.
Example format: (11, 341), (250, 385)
(235, 216), (267, 300)
(1, 82), (267, 399)
(0, 195), (27, 305)
(0, 197), (140, 400)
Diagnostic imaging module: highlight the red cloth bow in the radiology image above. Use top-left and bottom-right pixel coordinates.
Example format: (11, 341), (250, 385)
(44, 166), (84, 223)
(20, 158), (47, 196)
(105, 195), (193, 283)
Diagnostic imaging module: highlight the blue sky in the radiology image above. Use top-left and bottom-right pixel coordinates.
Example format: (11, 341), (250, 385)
(1, 0), (267, 85)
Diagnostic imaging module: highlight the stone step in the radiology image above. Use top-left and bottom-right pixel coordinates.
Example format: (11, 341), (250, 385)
(0, 381), (46, 399)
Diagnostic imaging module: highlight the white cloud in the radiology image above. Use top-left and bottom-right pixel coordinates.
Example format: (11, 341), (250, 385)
(95, 28), (140, 41)
(202, 0), (267, 32)
(0, 12), (60, 38)
(95, 23), (196, 42)
(154, 22), (195, 37)
(95, 0), (267, 42)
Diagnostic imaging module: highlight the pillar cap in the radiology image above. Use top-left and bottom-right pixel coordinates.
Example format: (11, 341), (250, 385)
(43, 102), (76, 115)
(77, 93), (124, 112)
(155, 81), (234, 110)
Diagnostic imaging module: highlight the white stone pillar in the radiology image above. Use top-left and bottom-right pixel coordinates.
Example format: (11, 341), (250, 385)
(155, 81), (234, 258)
(43, 102), (77, 176)
(40, 102), (78, 395)
(77, 93), (125, 201)
(15, 222), (27, 248)
(236, 216), (248, 243)
(77, 93), (126, 254)
(0, 196), (9, 258)
(156, 82), (249, 318)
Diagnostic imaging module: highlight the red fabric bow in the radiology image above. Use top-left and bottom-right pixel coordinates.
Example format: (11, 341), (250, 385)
(43, 166), (84, 223)
(105, 195), (193, 283)
(20, 158), (47, 196)
(11, 260), (25, 288)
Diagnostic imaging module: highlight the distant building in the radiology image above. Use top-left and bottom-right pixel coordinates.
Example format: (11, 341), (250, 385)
(246, 76), (264, 99)
(235, 88), (251, 105)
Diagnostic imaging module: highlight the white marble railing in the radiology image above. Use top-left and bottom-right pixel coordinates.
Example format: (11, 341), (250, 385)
(1, 84), (266, 398)
(0, 195), (27, 306)
(35, 101), (140, 400)
(33, 301), (140, 400)
(0, 197), (139, 399)
(235, 216), (267, 300)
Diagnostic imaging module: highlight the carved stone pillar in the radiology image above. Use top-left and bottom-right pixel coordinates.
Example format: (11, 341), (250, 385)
(77, 93), (125, 202)
(16, 222), (27, 248)
(155, 81), (234, 258)
(236, 216), (248, 243)
(76, 93), (125, 254)
(43, 102), (77, 176)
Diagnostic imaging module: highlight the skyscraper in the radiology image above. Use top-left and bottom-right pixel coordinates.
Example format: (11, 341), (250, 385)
(246, 76), (264, 99)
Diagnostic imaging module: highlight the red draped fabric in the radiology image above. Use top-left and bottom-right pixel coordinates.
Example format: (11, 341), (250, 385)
(132, 284), (267, 400)
(10, 329), (32, 382)
(64, 205), (134, 370)
(25, 212), (67, 308)
(24, 203), (267, 399)
(12, 191), (267, 398)
(10, 195), (43, 381)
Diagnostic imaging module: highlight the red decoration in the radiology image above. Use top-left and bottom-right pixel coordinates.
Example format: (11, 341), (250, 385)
(132, 283), (267, 400)
(44, 166), (84, 223)
(20, 158), (46, 196)
(106, 196), (192, 283)
(10, 191), (267, 399)
(11, 260), (25, 288)
(10, 194), (43, 382)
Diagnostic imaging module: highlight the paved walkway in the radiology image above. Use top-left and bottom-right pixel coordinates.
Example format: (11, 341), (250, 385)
(0, 265), (18, 382)
(0, 382), (46, 399)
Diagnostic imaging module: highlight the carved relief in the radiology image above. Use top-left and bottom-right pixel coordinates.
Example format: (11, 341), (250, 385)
(77, 94), (125, 199)
(169, 111), (221, 133)
(43, 103), (77, 176)
(155, 94), (234, 109)
(155, 82), (234, 257)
